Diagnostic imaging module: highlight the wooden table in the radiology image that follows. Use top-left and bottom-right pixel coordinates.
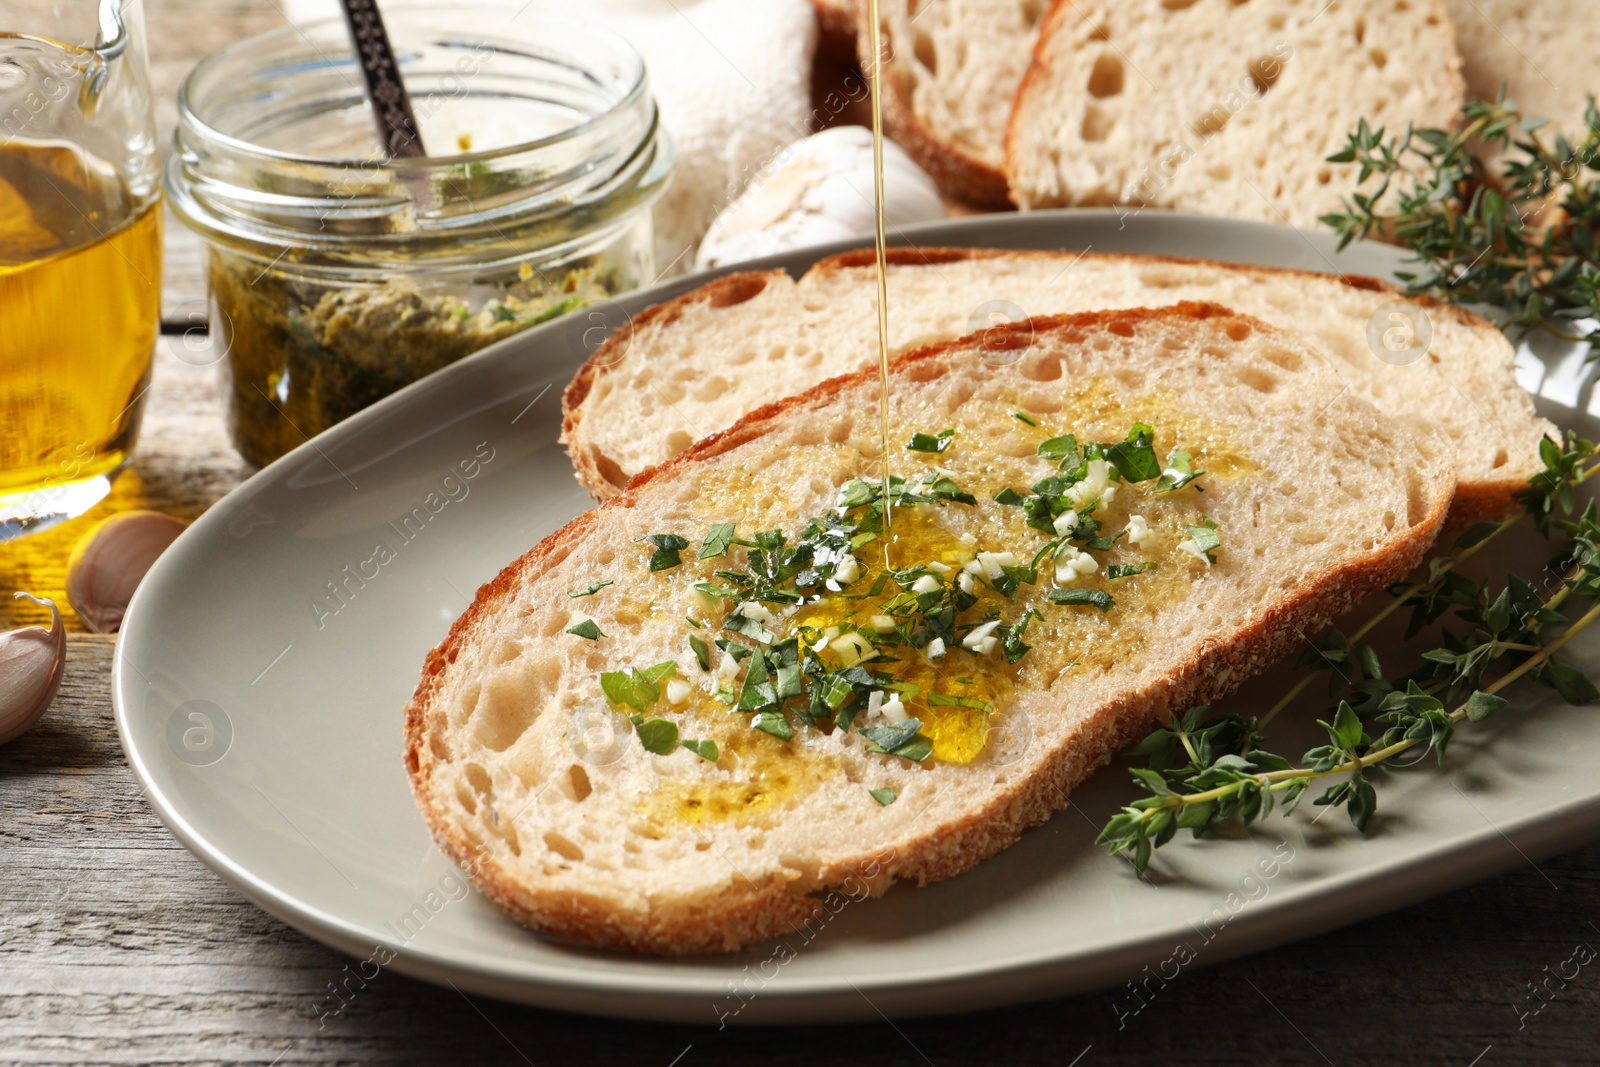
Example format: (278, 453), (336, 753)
(4, 3), (1600, 1063)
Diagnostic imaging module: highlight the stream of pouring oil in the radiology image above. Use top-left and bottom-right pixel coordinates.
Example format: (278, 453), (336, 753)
(866, 0), (894, 564)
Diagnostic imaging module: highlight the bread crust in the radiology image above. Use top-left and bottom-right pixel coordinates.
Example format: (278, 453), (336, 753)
(560, 244), (1543, 524)
(811, 0), (858, 61)
(417, 302), (1453, 954)
(853, 2), (1014, 208)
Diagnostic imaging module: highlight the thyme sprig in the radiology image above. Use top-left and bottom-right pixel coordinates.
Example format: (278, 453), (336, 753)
(1321, 94), (1600, 359)
(1099, 433), (1600, 874)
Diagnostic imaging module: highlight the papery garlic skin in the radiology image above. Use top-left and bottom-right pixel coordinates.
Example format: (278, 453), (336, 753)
(0, 593), (66, 746)
(695, 126), (947, 269)
(66, 511), (187, 634)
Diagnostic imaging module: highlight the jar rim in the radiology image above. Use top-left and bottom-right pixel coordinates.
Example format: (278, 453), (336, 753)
(164, 7), (674, 269)
(173, 7), (650, 172)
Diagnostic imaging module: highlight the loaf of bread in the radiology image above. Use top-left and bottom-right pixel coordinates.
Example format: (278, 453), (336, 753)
(1447, 0), (1599, 153)
(562, 248), (1552, 527)
(410, 303), (1454, 953)
(1004, 0), (1465, 226)
(859, 0), (1047, 206)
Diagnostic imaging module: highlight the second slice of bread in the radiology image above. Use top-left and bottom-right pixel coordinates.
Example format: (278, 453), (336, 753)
(562, 248), (1552, 527)
(1004, 0), (1466, 226)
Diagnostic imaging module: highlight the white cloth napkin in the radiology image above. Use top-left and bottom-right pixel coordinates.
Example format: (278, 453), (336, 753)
(281, 0), (818, 276)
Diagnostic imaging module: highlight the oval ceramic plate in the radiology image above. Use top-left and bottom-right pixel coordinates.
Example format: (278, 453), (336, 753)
(115, 211), (1600, 1023)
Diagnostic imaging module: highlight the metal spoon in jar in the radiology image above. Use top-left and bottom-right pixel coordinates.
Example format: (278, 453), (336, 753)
(336, 0), (427, 160)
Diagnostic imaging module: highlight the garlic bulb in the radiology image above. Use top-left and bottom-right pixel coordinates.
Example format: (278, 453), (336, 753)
(66, 511), (187, 634)
(695, 125), (947, 270)
(0, 593), (65, 746)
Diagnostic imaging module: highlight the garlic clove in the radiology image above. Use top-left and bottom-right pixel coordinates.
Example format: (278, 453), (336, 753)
(694, 125), (947, 270)
(0, 593), (66, 746)
(66, 510), (187, 634)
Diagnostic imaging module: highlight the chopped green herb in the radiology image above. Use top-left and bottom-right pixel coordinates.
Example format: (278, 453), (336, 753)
(679, 738), (719, 762)
(526, 295), (583, 326)
(860, 719), (934, 762)
(994, 487), (1027, 506)
(1012, 411), (1038, 427)
(737, 653), (778, 711)
(928, 692), (989, 710)
(1154, 449), (1206, 494)
(1048, 588), (1115, 612)
(699, 522), (737, 560)
(726, 611), (776, 644)
(869, 787), (897, 805)
(694, 582), (742, 599)
(1106, 423), (1161, 483)
(566, 579), (613, 598)
(599, 660), (678, 712)
(1038, 434), (1078, 463)
(689, 634), (711, 671)
(907, 429), (955, 453)
(999, 609), (1041, 664)
(686, 615), (704, 629)
(635, 718), (680, 755)
(644, 532), (690, 571)
(752, 710), (794, 740)
(715, 638), (753, 663)
(1185, 518), (1222, 563)
(566, 619), (605, 640)
(1107, 562), (1158, 579)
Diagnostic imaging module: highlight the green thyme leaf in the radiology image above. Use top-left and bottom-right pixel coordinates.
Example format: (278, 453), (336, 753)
(566, 579), (613, 598)
(1462, 690), (1510, 723)
(566, 619), (604, 640)
(869, 787), (897, 805)
(689, 634), (711, 671)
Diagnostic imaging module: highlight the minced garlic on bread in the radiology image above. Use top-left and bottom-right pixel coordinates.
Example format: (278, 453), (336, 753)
(409, 303), (1454, 954)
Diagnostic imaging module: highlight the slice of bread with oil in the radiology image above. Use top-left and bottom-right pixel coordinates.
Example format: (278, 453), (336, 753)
(409, 303), (1454, 954)
(561, 248), (1552, 527)
(1004, 0), (1465, 226)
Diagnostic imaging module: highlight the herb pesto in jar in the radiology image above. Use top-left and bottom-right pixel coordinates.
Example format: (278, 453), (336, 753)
(210, 257), (625, 467)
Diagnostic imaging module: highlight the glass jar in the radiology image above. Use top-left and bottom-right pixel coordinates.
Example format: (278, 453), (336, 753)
(165, 9), (672, 468)
(0, 0), (160, 539)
